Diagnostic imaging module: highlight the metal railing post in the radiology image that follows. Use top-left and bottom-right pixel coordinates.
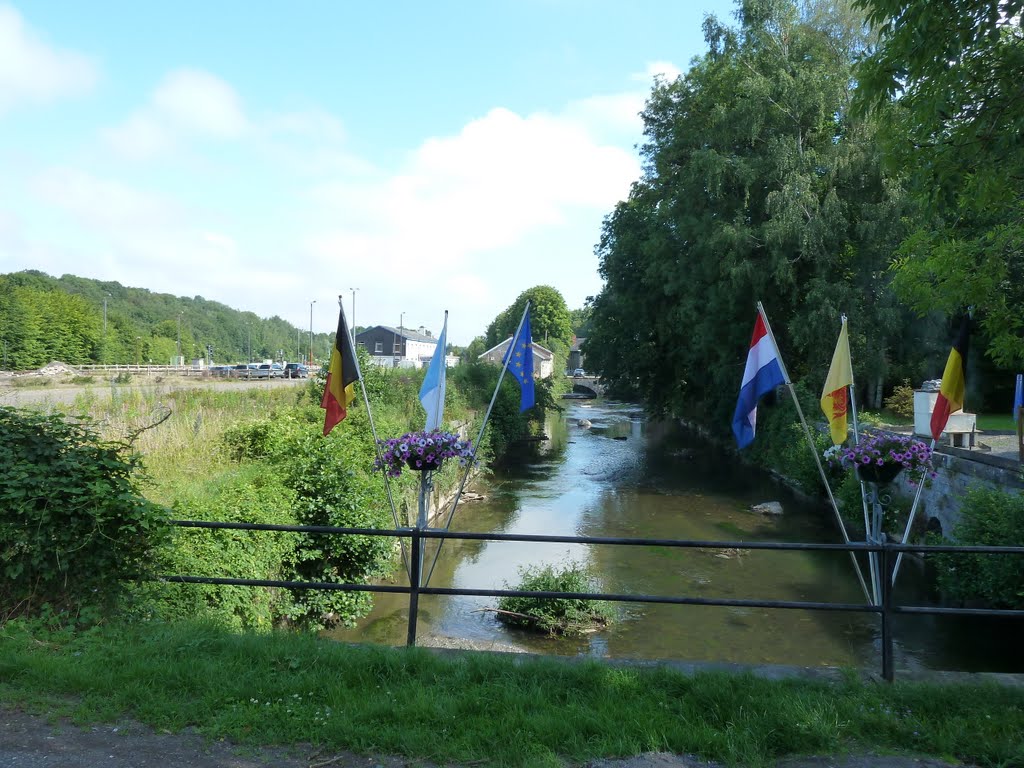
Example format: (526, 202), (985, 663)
(881, 543), (894, 682)
(406, 526), (422, 647)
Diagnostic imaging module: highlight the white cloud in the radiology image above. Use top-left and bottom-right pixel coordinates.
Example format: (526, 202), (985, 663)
(105, 69), (249, 158)
(0, 4), (97, 115)
(640, 60), (682, 83)
(301, 104), (640, 338)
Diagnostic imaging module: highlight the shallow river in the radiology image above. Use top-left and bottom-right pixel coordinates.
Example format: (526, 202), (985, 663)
(333, 400), (1021, 673)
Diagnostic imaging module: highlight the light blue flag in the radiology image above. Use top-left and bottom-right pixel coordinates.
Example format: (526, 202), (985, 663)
(503, 311), (535, 411)
(419, 313), (448, 431)
(1014, 374), (1023, 423)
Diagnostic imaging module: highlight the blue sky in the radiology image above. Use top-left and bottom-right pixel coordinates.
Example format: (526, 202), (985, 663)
(0, 1), (736, 344)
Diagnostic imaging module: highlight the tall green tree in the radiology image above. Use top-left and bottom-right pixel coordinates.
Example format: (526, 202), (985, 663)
(855, 0), (1024, 365)
(485, 285), (572, 350)
(587, 0), (918, 425)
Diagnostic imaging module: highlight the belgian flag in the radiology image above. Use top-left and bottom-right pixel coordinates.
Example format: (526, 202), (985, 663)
(930, 316), (970, 442)
(321, 307), (359, 436)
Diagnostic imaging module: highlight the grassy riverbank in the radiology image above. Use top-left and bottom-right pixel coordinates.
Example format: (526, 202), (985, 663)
(2, 619), (1022, 768)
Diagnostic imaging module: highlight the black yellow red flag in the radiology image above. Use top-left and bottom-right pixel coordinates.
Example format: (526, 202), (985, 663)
(930, 317), (970, 442)
(321, 307), (359, 435)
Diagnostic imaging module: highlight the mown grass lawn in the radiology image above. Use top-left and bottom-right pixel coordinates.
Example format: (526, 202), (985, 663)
(2, 619), (1022, 767)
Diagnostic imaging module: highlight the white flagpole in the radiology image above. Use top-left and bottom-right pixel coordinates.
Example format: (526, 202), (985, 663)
(839, 314), (880, 605)
(758, 302), (871, 604)
(890, 436), (934, 585)
(422, 301), (531, 586)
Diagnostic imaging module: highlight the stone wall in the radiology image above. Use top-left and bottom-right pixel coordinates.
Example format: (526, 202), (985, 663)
(890, 447), (1024, 538)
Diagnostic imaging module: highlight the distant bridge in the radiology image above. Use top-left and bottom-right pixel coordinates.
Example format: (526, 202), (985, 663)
(568, 375), (605, 398)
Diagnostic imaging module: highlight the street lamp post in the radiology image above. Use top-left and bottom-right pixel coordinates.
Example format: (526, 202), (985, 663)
(309, 300), (317, 366)
(394, 312), (404, 368)
(349, 288), (358, 344)
(102, 292), (111, 363)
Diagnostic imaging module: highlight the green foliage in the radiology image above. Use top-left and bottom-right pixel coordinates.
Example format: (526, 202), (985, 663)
(883, 379), (915, 420)
(931, 487), (1024, 609)
(0, 270), (328, 368)
(0, 406), (170, 620)
(220, 420), (282, 462)
(485, 285), (572, 350)
(132, 467), (298, 631)
(744, 383), (830, 496)
(855, 0), (1024, 366)
(584, 0), (942, 432)
(496, 561), (614, 637)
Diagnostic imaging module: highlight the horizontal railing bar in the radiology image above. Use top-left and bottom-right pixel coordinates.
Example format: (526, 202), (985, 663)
(894, 605), (1024, 618)
(157, 575), (877, 613)
(167, 520), (1024, 555)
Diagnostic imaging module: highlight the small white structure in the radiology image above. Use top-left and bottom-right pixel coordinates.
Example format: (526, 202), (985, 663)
(477, 338), (554, 379)
(913, 387), (977, 448)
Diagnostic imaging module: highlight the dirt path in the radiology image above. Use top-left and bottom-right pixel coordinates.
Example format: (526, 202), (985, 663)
(0, 705), (973, 768)
(0, 375), (306, 409)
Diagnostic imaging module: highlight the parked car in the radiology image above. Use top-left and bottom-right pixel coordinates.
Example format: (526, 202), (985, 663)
(230, 364), (252, 378)
(257, 363), (283, 378)
(573, 368), (586, 377)
(284, 363), (309, 379)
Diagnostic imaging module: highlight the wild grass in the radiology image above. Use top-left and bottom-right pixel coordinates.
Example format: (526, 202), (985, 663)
(58, 381), (310, 505)
(1, 619), (1022, 767)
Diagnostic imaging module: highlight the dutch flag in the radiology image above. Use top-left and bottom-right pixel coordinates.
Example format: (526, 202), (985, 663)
(732, 310), (786, 449)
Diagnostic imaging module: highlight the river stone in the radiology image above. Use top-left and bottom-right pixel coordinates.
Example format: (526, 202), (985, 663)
(578, 419), (592, 428)
(751, 501), (783, 516)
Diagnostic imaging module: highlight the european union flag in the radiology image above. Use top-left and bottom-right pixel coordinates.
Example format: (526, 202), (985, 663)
(504, 312), (535, 411)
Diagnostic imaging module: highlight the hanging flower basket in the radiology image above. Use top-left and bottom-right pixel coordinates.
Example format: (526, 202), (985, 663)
(856, 461), (904, 485)
(406, 455), (442, 472)
(374, 429), (473, 478)
(825, 432), (935, 487)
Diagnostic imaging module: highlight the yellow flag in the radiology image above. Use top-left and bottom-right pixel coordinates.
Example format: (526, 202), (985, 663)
(820, 318), (853, 445)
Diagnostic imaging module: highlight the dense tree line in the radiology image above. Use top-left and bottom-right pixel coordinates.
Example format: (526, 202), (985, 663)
(0, 271), (331, 370)
(585, 0), (1019, 432)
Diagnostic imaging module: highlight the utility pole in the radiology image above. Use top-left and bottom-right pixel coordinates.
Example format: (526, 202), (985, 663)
(176, 312), (183, 366)
(309, 300), (317, 366)
(247, 324), (252, 363)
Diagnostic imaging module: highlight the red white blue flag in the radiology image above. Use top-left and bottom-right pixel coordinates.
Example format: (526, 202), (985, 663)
(732, 309), (786, 449)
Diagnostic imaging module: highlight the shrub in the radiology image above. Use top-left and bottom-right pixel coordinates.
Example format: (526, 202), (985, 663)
(883, 379), (916, 420)
(0, 406), (169, 621)
(131, 466), (298, 630)
(496, 561), (614, 636)
(931, 487), (1024, 609)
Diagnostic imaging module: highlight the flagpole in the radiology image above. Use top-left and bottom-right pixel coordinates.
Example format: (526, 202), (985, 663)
(889, 436), (934, 585)
(422, 301), (531, 586)
(432, 311), (448, 428)
(339, 295), (409, 574)
(838, 314), (880, 605)
(758, 302), (872, 604)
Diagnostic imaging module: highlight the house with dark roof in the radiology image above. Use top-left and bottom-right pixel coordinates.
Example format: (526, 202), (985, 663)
(356, 325), (438, 368)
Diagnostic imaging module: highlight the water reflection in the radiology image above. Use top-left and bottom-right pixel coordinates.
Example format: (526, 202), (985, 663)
(331, 400), (1022, 672)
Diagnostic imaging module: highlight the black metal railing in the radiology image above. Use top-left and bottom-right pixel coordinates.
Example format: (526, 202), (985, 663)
(162, 519), (1024, 681)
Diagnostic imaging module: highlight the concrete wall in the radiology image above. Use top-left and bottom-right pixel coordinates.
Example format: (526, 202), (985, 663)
(890, 448), (1024, 538)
